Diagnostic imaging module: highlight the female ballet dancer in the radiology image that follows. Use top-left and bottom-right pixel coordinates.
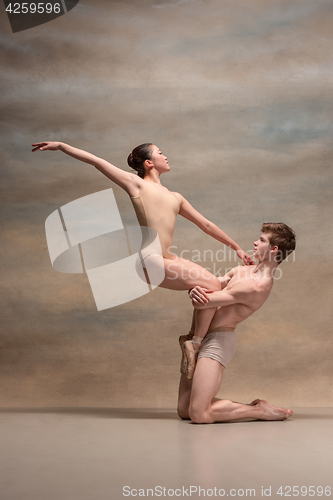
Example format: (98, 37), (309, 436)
(32, 141), (253, 376)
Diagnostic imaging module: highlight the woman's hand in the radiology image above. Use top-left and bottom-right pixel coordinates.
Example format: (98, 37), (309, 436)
(32, 141), (62, 152)
(237, 248), (255, 266)
(32, 141), (142, 197)
(189, 286), (214, 305)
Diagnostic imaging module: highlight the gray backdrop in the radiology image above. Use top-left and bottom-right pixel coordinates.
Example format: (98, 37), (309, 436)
(1, 0), (332, 407)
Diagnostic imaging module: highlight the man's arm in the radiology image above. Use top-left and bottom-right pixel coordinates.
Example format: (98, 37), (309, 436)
(192, 280), (257, 310)
(188, 268), (236, 304)
(217, 268), (236, 289)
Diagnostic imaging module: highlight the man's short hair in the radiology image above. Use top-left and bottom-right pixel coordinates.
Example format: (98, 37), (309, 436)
(261, 222), (296, 264)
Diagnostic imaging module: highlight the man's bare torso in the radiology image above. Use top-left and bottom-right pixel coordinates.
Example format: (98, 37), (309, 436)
(209, 265), (273, 330)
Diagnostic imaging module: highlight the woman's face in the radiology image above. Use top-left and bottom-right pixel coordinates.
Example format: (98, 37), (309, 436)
(148, 145), (170, 174)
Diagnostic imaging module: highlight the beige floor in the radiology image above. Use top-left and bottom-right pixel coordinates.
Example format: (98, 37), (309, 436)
(0, 408), (332, 500)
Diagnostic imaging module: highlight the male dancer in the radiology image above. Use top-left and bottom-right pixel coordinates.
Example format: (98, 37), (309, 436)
(178, 222), (296, 423)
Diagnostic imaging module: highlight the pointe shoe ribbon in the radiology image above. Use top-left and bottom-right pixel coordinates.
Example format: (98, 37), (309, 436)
(179, 332), (194, 375)
(183, 341), (200, 380)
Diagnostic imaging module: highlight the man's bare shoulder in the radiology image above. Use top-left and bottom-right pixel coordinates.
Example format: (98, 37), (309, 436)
(227, 266), (273, 305)
(232, 264), (257, 275)
(226, 265), (257, 287)
(232, 265), (273, 288)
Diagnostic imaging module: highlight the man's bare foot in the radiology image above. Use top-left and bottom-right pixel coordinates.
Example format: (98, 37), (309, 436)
(256, 400), (293, 420)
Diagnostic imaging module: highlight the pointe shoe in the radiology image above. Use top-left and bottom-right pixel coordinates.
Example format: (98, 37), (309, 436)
(179, 332), (194, 375)
(179, 342), (187, 375)
(183, 341), (199, 380)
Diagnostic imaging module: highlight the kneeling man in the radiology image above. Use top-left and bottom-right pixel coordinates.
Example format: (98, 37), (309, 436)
(178, 222), (296, 423)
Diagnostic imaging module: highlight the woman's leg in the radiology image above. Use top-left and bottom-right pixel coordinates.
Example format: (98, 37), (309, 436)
(159, 255), (221, 292)
(145, 254), (220, 340)
(144, 254), (221, 378)
(159, 256), (221, 340)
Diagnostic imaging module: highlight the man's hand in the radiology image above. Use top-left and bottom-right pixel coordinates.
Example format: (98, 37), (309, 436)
(32, 141), (62, 152)
(189, 286), (214, 305)
(237, 248), (255, 266)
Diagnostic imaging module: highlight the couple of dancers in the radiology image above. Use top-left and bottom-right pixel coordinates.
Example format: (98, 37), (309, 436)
(32, 140), (296, 422)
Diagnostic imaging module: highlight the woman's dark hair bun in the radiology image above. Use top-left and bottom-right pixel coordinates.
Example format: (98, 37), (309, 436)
(127, 143), (153, 179)
(127, 152), (135, 169)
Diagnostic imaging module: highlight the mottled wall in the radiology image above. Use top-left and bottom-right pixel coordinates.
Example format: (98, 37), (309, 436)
(1, 0), (332, 407)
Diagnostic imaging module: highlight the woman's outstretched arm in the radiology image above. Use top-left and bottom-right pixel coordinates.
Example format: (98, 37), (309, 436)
(32, 141), (143, 197)
(177, 193), (254, 265)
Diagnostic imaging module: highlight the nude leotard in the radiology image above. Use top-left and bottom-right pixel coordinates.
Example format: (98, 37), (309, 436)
(130, 182), (181, 260)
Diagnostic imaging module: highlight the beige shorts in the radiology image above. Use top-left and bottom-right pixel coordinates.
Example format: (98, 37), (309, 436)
(198, 328), (236, 368)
